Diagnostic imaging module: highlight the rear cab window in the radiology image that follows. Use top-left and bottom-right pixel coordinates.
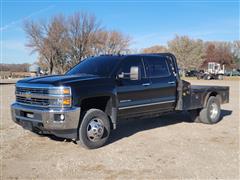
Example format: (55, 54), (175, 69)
(143, 56), (175, 83)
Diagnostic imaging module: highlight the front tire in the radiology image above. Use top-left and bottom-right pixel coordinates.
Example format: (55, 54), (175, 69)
(199, 96), (221, 124)
(77, 109), (110, 149)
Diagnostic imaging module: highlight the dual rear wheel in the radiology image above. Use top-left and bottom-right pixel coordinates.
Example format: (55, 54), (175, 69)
(189, 96), (221, 124)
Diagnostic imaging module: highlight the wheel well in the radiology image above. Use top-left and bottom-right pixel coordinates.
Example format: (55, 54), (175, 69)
(209, 91), (218, 97)
(204, 91), (221, 106)
(81, 96), (111, 113)
(80, 96), (114, 129)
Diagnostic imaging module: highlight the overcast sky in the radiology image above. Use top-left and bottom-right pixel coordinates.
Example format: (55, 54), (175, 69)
(1, 0), (239, 64)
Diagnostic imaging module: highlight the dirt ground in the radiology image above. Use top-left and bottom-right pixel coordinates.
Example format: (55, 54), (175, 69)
(1, 80), (239, 179)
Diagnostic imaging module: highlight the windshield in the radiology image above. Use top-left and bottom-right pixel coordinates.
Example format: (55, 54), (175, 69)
(66, 56), (120, 77)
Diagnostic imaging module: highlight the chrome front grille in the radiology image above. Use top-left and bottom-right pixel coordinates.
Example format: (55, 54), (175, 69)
(15, 84), (72, 108)
(16, 87), (49, 94)
(16, 86), (50, 107)
(16, 96), (49, 106)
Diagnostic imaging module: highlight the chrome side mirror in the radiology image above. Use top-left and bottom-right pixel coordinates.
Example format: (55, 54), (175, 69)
(130, 66), (139, 80)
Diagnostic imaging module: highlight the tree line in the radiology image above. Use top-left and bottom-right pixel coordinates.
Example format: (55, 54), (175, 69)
(0, 63), (30, 72)
(23, 12), (239, 74)
(143, 36), (240, 70)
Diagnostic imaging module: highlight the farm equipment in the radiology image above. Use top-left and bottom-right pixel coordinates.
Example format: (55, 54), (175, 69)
(197, 62), (225, 80)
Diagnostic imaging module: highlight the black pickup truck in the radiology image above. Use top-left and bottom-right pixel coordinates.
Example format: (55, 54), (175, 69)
(11, 53), (229, 149)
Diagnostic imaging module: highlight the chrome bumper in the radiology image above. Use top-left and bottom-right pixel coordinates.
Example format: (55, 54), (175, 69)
(11, 103), (81, 138)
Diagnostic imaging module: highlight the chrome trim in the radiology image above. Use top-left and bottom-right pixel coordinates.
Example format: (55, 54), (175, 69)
(15, 102), (71, 108)
(16, 93), (71, 99)
(11, 103), (81, 130)
(119, 100), (175, 110)
(142, 83), (151, 86)
(120, 99), (132, 103)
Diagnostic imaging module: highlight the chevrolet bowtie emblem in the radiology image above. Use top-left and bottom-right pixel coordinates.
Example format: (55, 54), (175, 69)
(25, 92), (32, 99)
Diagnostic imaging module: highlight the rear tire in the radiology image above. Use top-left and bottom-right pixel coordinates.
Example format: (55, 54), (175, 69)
(77, 108), (110, 149)
(188, 109), (201, 123)
(199, 96), (221, 124)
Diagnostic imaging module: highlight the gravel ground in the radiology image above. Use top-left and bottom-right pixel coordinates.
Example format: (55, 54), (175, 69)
(1, 80), (239, 179)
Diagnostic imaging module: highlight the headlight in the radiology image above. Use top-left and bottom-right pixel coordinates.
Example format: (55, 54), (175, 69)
(49, 97), (72, 107)
(48, 87), (71, 95)
(48, 87), (72, 107)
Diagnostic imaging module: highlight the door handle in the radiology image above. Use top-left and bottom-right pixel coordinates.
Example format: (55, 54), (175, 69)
(168, 81), (175, 84)
(142, 83), (151, 86)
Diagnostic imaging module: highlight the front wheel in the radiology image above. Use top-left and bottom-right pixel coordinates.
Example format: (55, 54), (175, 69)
(77, 109), (110, 149)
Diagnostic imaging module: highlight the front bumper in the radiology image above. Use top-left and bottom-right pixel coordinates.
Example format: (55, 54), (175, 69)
(11, 103), (81, 139)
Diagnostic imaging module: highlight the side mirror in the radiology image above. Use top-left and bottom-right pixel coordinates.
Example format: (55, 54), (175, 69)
(130, 66), (140, 80)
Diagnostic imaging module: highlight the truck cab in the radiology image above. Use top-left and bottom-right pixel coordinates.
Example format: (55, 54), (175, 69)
(11, 53), (229, 149)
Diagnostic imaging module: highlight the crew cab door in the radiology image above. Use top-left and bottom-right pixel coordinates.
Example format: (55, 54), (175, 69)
(143, 55), (177, 112)
(116, 56), (151, 117)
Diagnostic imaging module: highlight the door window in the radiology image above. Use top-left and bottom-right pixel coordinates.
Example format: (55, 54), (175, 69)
(144, 57), (170, 78)
(118, 57), (145, 79)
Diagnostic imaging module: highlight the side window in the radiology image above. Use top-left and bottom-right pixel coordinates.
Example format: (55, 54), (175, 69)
(118, 58), (145, 79)
(144, 57), (170, 78)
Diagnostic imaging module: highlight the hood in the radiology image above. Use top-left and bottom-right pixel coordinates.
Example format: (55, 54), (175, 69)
(18, 74), (101, 85)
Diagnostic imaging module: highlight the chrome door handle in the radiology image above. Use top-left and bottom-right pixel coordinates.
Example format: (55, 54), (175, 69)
(142, 83), (151, 86)
(168, 81), (175, 84)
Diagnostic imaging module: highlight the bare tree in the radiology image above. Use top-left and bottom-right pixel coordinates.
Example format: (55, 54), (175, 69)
(67, 12), (101, 67)
(24, 15), (69, 74)
(24, 12), (131, 74)
(142, 45), (167, 53)
(24, 12), (100, 74)
(24, 20), (55, 74)
(168, 35), (204, 69)
(92, 30), (131, 55)
(203, 42), (235, 69)
(232, 40), (240, 69)
(0, 63), (30, 72)
(46, 15), (69, 74)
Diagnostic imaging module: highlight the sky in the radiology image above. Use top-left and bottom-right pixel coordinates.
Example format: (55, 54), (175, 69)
(0, 0), (239, 64)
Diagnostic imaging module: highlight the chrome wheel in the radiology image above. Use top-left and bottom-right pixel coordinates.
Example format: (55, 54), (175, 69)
(87, 118), (104, 142)
(209, 102), (219, 120)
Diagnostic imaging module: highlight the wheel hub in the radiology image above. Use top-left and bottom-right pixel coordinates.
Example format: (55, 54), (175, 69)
(209, 102), (219, 120)
(87, 118), (104, 142)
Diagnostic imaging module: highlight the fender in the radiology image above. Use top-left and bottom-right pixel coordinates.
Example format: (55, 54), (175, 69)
(79, 91), (119, 129)
(203, 91), (218, 107)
